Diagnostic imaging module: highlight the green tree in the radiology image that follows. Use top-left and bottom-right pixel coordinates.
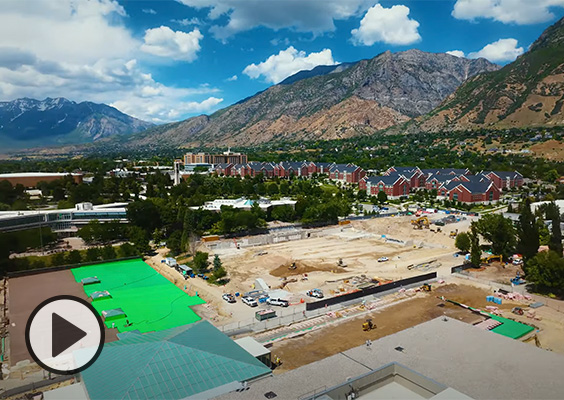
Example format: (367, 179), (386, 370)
(51, 252), (66, 266)
(167, 230), (183, 255)
(516, 198), (539, 261)
(271, 205), (296, 222)
(469, 225), (481, 267)
(377, 190), (388, 204)
(544, 169), (560, 183)
(117, 243), (138, 258)
(266, 183), (279, 196)
(213, 254), (222, 271)
(128, 226), (150, 254)
(85, 247), (101, 262)
(192, 251), (209, 273)
(474, 214), (516, 259)
(455, 232), (471, 253)
(101, 245), (116, 260)
(526, 250), (564, 294)
(66, 250), (83, 265)
(546, 202), (563, 256)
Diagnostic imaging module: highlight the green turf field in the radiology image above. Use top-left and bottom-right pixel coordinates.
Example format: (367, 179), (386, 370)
(71, 259), (205, 333)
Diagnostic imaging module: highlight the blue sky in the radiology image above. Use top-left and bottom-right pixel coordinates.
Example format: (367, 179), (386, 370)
(1, 0), (563, 123)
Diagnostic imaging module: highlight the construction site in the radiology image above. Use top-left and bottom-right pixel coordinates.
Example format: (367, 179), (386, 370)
(143, 214), (564, 369)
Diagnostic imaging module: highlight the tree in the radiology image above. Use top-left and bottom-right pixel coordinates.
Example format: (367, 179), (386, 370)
(51, 252), (66, 266)
(66, 250), (83, 265)
(167, 230), (183, 255)
(271, 205), (296, 222)
(213, 254), (222, 271)
(377, 190), (388, 204)
(192, 251), (210, 273)
(128, 226), (150, 254)
(85, 247), (101, 262)
(516, 198), (539, 261)
(469, 225), (481, 267)
(455, 232), (471, 253)
(544, 169), (560, 183)
(546, 202), (563, 256)
(117, 243), (138, 258)
(526, 250), (564, 294)
(101, 245), (116, 260)
(474, 214), (516, 259)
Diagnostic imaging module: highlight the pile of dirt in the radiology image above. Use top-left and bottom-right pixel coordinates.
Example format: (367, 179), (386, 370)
(270, 260), (348, 278)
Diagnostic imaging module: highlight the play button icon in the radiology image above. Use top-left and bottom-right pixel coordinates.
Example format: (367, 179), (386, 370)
(25, 295), (104, 375)
(52, 313), (87, 357)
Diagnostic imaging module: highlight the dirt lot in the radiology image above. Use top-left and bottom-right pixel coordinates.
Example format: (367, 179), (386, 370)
(7, 270), (119, 366)
(269, 283), (538, 372)
(206, 216), (473, 303)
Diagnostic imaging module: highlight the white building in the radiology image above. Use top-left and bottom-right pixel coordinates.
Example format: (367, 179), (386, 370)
(191, 197), (296, 212)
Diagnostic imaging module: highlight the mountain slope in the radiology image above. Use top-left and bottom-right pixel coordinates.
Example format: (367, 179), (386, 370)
(119, 50), (498, 148)
(419, 17), (564, 131)
(0, 97), (154, 148)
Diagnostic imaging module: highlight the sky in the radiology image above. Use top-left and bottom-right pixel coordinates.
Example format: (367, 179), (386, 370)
(0, 0), (563, 124)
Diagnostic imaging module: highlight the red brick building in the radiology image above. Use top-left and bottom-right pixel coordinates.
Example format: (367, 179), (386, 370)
(360, 175), (410, 198)
(480, 171), (523, 190)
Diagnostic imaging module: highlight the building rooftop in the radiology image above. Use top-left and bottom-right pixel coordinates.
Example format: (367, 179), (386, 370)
(215, 317), (564, 400)
(0, 172), (82, 177)
(80, 320), (271, 400)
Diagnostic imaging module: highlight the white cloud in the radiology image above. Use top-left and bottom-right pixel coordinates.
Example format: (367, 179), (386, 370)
(468, 38), (524, 62)
(141, 26), (203, 62)
(177, 0), (374, 40)
(0, 0), (222, 123)
(172, 17), (202, 26)
(452, 0), (564, 25)
(227, 74), (238, 81)
(243, 46), (337, 84)
(351, 4), (421, 46)
(447, 50), (466, 58)
(142, 8), (157, 15)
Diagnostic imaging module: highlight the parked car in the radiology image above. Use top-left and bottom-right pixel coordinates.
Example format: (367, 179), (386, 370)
(242, 296), (258, 307)
(222, 293), (236, 303)
(378, 257), (389, 262)
(306, 289), (324, 299)
(266, 298), (289, 307)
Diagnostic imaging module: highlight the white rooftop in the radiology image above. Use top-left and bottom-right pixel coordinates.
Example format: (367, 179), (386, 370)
(0, 172), (81, 177)
(192, 197), (296, 211)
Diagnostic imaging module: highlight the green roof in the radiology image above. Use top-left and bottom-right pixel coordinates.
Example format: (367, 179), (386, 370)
(81, 321), (271, 400)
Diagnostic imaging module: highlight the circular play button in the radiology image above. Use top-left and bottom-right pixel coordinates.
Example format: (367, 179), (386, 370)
(25, 295), (104, 375)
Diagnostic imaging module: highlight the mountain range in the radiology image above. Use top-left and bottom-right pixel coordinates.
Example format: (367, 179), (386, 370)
(418, 17), (564, 131)
(0, 97), (153, 149)
(122, 50), (498, 149)
(3, 16), (564, 152)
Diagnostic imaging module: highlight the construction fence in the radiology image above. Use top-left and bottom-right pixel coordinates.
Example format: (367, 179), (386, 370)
(305, 272), (437, 311)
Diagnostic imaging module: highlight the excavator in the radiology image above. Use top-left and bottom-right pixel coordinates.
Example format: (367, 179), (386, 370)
(481, 254), (502, 264)
(411, 216), (430, 230)
(362, 318), (376, 331)
(449, 229), (458, 239)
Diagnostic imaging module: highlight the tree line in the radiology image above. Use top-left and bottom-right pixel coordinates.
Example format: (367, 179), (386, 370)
(455, 199), (564, 295)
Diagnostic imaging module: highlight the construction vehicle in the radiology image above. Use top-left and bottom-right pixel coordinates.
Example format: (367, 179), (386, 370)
(481, 254), (502, 264)
(511, 272), (526, 285)
(449, 229), (458, 239)
(512, 307), (525, 315)
(337, 258), (347, 267)
(289, 262), (297, 270)
(411, 216), (430, 230)
(420, 283), (432, 292)
(362, 318), (375, 331)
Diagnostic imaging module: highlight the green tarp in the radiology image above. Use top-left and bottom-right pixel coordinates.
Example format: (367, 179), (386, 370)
(72, 259), (205, 333)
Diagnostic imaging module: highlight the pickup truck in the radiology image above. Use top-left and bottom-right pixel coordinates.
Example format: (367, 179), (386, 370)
(306, 289), (324, 299)
(242, 296), (258, 307)
(266, 298), (289, 307)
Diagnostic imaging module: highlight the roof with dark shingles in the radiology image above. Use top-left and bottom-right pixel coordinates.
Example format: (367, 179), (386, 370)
(366, 175), (403, 185)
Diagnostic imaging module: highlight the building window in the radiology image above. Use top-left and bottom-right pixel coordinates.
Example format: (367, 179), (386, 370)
(453, 193), (458, 201)
(489, 191), (494, 201)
